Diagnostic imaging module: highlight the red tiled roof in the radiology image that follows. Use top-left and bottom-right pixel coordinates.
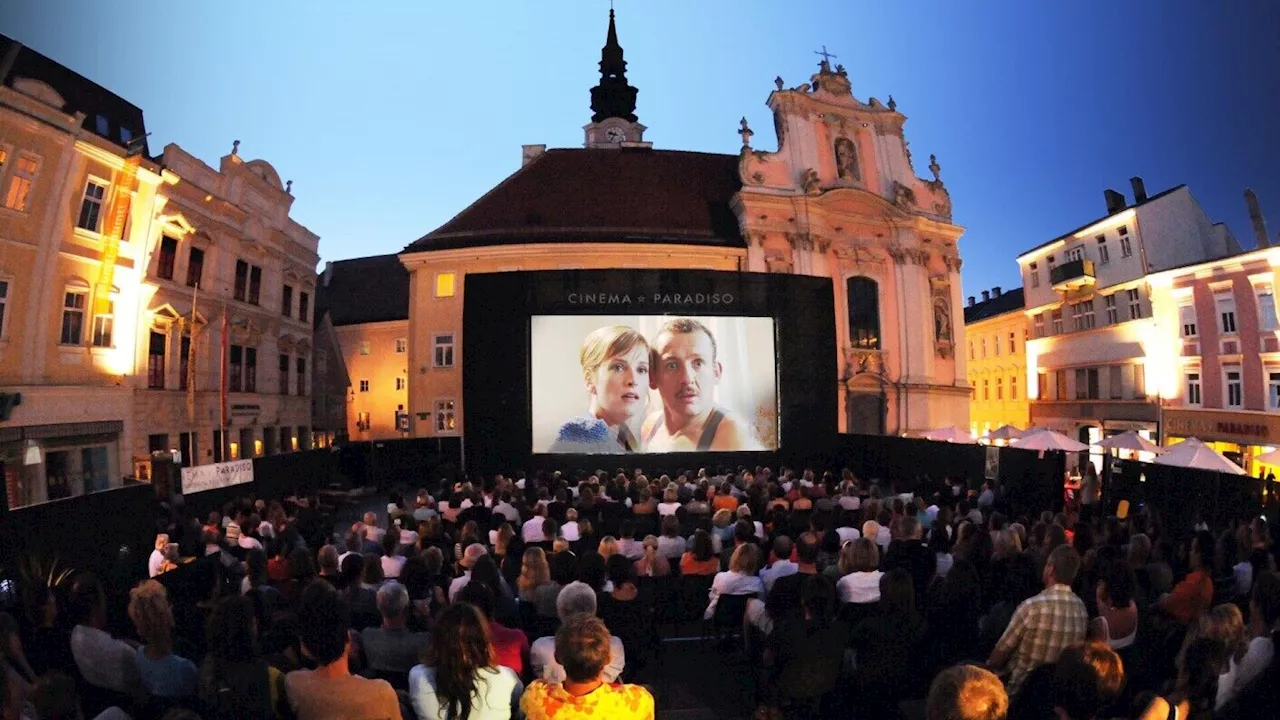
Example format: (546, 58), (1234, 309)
(403, 148), (745, 252)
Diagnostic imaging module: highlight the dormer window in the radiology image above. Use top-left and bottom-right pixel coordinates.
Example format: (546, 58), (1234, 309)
(95, 115), (109, 136)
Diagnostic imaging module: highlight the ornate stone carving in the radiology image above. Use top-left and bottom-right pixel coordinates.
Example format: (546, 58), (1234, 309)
(773, 111), (786, 148)
(751, 171), (765, 185)
(738, 117), (754, 150)
(941, 253), (963, 273)
(929, 154), (942, 183)
(886, 246), (907, 264)
(887, 95), (897, 111)
(814, 236), (832, 254)
(801, 168), (821, 196)
(933, 196), (953, 220)
(892, 181), (917, 208)
(930, 275), (954, 355)
(835, 137), (860, 182)
(765, 255), (793, 274)
(784, 232), (813, 252)
(842, 345), (887, 380)
(774, 76), (784, 91)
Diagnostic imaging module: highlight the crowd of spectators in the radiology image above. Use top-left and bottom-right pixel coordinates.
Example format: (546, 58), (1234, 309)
(1, 466), (1278, 720)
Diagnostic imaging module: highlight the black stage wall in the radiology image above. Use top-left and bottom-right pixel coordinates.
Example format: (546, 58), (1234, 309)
(463, 270), (837, 476)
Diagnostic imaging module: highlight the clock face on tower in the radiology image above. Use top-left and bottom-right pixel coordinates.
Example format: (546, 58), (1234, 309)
(605, 127), (626, 143)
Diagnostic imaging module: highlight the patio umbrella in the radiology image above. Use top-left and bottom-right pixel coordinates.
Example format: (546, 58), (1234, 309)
(1253, 448), (1280, 466)
(1012, 428), (1090, 452)
(1153, 438), (1246, 475)
(923, 426), (978, 444)
(1094, 430), (1163, 454)
(984, 425), (1024, 442)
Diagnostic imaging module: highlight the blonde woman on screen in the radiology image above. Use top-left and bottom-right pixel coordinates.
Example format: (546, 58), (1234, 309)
(548, 325), (649, 454)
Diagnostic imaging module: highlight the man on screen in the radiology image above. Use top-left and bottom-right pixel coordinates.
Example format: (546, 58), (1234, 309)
(642, 317), (764, 452)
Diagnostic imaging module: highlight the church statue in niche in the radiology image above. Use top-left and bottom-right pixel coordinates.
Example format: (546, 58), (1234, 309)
(835, 137), (860, 182)
(933, 298), (953, 344)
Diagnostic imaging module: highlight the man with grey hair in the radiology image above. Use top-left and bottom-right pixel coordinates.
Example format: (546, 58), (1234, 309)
(356, 581), (429, 674)
(528, 581), (626, 683)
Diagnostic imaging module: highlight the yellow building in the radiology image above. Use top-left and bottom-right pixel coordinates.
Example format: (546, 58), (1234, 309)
(963, 287), (1030, 438)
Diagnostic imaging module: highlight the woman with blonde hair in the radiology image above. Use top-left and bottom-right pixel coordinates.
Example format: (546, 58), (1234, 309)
(148, 533), (170, 578)
(634, 536), (671, 577)
(657, 485), (681, 517)
(705, 543), (764, 618)
(597, 536), (619, 560)
(492, 523), (515, 558)
(129, 579), (198, 698)
(1182, 603), (1249, 709)
(549, 325), (651, 454)
(836, 538), (883, 604)
(518, 547), (561, 617)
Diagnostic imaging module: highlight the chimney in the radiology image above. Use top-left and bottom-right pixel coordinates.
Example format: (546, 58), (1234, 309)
(1103, 189), (1127, 215)
(967, 296), (975, 307)
(1130, 176), (1148, 204)
(1245, 188), (1270, 248)
(321, 261), (333, 287)
(982, 290), (990, 302)
(992, 286), (1002, 298)
(521, 144), (546, 167)
(0, 40), (21, 87)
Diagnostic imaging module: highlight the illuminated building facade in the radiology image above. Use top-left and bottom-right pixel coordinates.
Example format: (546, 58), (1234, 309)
(1019, 178), (1243, 468)
(964, 287), (1030, 438)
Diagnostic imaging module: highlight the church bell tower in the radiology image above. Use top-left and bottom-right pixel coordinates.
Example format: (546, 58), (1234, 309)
(584, 9), (650, 148)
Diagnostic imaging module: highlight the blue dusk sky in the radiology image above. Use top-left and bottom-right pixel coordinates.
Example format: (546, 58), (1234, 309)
(3, 0), (1277, 296)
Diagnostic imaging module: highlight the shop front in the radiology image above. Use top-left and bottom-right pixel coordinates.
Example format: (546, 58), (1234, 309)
(1163, 408), (1280, 479)
(2, 421), (124, 509)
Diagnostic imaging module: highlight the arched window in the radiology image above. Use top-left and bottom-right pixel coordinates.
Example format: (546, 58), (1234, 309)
(846, 277), (880, 349)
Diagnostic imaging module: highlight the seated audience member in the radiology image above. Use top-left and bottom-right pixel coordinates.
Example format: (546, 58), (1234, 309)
(759, 536), (798, 595)
(884, 515), (936, 602)
(362, 511), (387, 545)
(1088, 559), (1138, 650)
(357, 581), (430, 675)
(835, 538), (882, 605)
(765, 575), (847, 713)
(634, 535), (670, 578)
(450, 543), (490, 601)
(284, 583), (402, 720)
(655, 516), (686, 561)
(198, 595), (282, 719)
(317, 545), (341, 587)
(680, 530), (720, 576)
(20, 584), (73, 678)
(1137, 637), (1225, 720)
(381, 533), (407, 580)
(926, 664), (1008, 720)
(851, 569), (928, 714)
(67, 574), (141, 696)
(976, 554), (1041, 659)
(705, 543), (764, 619)
(529, 582), (625, 683)
(409, 602), (523, 720)
(561, 508), (581, 542)
(128, 580), (198, 698)
(521, 614), (655, 720)
(149, 533), (170, 578)
(1047, 641), (1125, 720)
(456, 581), (529, 677)
(518, 547), (561, 618)
(986, 544), (1088, 696)
(1230, 570), (1279, 701)
(1159, 530), (1215, 627)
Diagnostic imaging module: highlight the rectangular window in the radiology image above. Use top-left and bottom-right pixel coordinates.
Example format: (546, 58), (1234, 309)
(279, 354), (290, 395)
(996, 377), (1004, 400)
(435, 272), (456, 298)
(295, 357), (305, 396)
(1008, 332), (1016, 355)
(1104, 294), (1118, 325)
(147, 331), (166, 389)
(60, 289), (86, 344)
(1109, 365), (1123, 399)
(981, 337), (987, 358)
(1126, 288), (1142, 319)
(396, 377), (406, 391)
(981, 379), (989, 401)
(1217, 294), (1237, 334)
(1011, 374), (1019, 400)
(1225, 368), (1243, 408)
(282, 284), (293, 318)
(1051, 308), (1063, 335)
(91, 298), (113, 347)
(186, 247), (204, 288)
(245, 348), (257, 393)
(968, 342), (975, 361)
(1029, 262), (1040, 288)
(1269, 371), (1280, 409)
(994, 334), (1001, 356)
(434, 333), (455, 368)
(3, 155), (39, 211)
(1074, 367), (1099, 399)
(359, 341), (371, 356)
(213, 430), (224, 463)
(1257, 286), (1277, 331)
(1065, 246), (1084, 262)
(1119, 226), (1132, 257)
(1133, 364), (1146, 399)
(395, 338), (408, 354)
(1186, 372), (1202, 406)
(1055, 369), (1067, 400)
(0, 279), (8, 337)
(1096, 236), (1110, 264)
(179, 336), (190, 390)
(1071, 301), (1095, 331)
(77, 180), (107, 232)
(435, 400), (457, 432)
(1179, 304), (1197, 337)
(157, 236), (177, 280)
(248, 266), (261, 305)
(234, 260), (248, 301)
(298, 292), (309, 322)
(95, 114), (110, 136)
(1033, 313), (1044, 338)
(229, 346), (243, 392)
(359, 379), (370, 392)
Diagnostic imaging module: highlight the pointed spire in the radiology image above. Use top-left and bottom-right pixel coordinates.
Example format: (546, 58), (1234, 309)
(590, 7), (638, 123)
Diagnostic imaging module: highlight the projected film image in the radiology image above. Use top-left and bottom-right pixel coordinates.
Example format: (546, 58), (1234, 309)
(531, 315), (778, 454)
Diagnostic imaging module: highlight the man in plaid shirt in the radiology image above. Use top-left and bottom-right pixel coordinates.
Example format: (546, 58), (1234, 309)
(987, 544), (1088, 695)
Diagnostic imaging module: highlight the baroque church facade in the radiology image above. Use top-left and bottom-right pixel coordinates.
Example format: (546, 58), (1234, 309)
(332, 10), (969, 441)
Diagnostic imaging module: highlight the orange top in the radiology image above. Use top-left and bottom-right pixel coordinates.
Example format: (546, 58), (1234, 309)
(521, 680), (654, 720)
(680, 554), (720, 576)
(712, 494), (739, 512)
(1160, 568), (1213, 625)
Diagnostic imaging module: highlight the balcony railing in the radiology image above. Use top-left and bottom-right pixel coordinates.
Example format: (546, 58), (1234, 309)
(1050, 258), (1096, 291)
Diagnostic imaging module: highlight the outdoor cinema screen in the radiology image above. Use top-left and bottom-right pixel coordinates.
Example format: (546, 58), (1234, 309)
(530, 315), (779, 454)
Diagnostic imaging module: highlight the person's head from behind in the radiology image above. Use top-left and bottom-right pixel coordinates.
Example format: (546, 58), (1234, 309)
(771, 535), (793, 564)
(577, 552), (608, 591)
(1179, 637), (1226, 702)
(796, 532), (820, 566)
(1095, 559), (1135, 609)
(662, 515), (680, 539)
(339, 552), (365, 590)
(839, 538), (880, 575)
(900, 515), (922, 541)
(127, 579), (175, 646)
(520, 547), (551, 592)
(800, 574), (837, 622)
(424, 602), (495, 720)
(554, 614), (614, 684)
(297, 582), (350, 667)
(1044, 544), (1081, 588)
(456, 581), (497, 621)
(729, 542), (762, 575)
(555, 581), (598, 622)
(65, 573), (106, 628)
(207, 595), (257, 663)
(691, 529), (715, 562)
(376, 581), (410, 624)
(549, 550), (578, 586)
(579, 325), (650, 426)
(733, 519), (756, 545)
(606, 553), (637, 588)
(1051, 641), (1124, 720)
(880, 568), (916, 616)
(1251, 570), (1280, 631)
(926, 664), (1008, 720)
(362, 552), (385, 585)
(649, 317), (722, 420)
(318, 545), (340, 575)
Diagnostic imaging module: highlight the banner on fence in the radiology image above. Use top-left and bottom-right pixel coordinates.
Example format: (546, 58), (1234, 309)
(181, 459), (254, 495)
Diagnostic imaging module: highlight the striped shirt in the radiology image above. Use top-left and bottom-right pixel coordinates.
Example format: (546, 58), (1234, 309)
(994, 584), (1088, 694)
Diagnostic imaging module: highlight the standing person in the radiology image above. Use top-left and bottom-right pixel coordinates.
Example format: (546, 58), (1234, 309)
(549, 326), (650, 454)
(641, 318), (763, 452)
(128, 580), (198, 699)
(521, 614), (655, 720)
(409, 603), (523, 720)
(1079, 464), (1099, 524)
(1159, 531), (1215, 628)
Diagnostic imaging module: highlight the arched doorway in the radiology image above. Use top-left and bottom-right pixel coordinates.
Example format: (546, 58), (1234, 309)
(846, 390), (886, 435)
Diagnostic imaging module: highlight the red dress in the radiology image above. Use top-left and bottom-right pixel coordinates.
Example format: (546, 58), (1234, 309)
(488, 621), (529, 676)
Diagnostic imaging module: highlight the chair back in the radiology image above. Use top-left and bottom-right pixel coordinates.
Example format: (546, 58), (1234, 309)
(713, 593), (751, 632)
(681, 573), (715, 623)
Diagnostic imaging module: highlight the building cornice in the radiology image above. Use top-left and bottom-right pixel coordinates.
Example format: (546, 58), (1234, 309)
(399, 242), (745, 269)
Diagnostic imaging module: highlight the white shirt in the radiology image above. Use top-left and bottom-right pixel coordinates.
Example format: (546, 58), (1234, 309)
(656, 535), (686, 560)
(237, 535), (263, 551)
(71, 625), (139, 694)
(493, 502), (519, 523)
(409, 664), (522, 720)
(657, 502), (681, 517)
(338, 550), (357, 567)
(705, 571), (764, 618)
(561, 521), (580, 542)
(926, 504), (940, 519)
(1234, 635), (1275, 696)
(617, 539), (646, 560)
(521, 516), (546, 543)
(399, 529), (420, 547)
(381, 555), (407, 579)
(148, 550), (165, 578)
(835, 527), (861, 545)
(837, 571), (883, 604)
(838, 495), (861, 511)
(365, 525), (386, 544)
(530, 635), (625, 683)
(448, 572), (471, 602)
(760, 560), (798, 594)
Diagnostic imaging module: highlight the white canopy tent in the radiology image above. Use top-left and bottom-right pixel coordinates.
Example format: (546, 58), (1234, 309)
(1153, 438), (1246, 475)
(1012, 427), (1090, 452)
(922, 426), (978, 444)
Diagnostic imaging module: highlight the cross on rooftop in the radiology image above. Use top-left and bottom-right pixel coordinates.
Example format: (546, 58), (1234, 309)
(814, 45), (837, 65)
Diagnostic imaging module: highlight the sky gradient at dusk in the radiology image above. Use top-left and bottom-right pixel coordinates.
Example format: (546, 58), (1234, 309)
(4, 0), (1277, 295)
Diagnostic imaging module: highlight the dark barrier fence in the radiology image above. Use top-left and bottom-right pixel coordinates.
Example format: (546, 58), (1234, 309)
(337, 437), (463, 492)
(178, 447), (347, 520)
(1106, 459), (1263, 536)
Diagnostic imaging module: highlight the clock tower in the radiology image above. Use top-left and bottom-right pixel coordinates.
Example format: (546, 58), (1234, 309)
(584, 9), (650, 149)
